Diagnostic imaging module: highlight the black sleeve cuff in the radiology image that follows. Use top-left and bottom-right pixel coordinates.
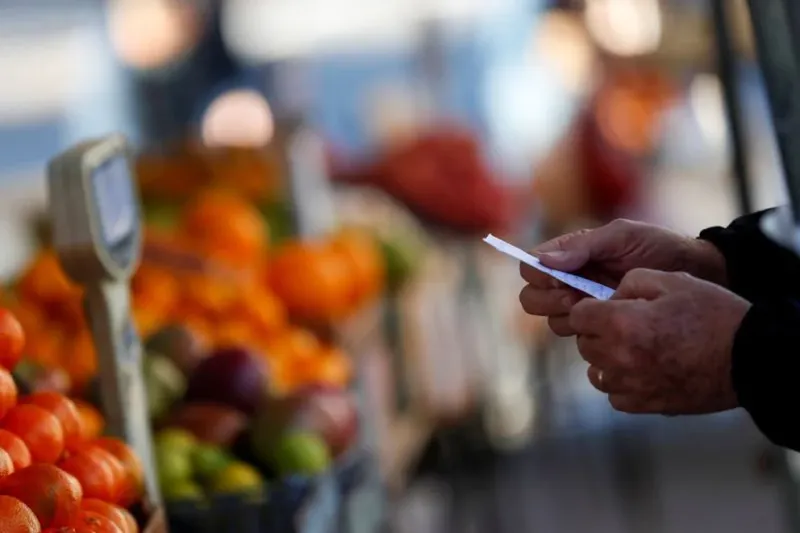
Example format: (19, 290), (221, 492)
(700, 209), (800, 301)
(732, 299), (800, 450)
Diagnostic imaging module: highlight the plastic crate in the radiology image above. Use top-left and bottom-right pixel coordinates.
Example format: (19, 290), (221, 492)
(165, 451), (369, 533)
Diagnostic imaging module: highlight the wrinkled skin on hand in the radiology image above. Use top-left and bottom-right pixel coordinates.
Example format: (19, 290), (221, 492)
(569, 269), (751, 415)
(519, 219), (726, 337)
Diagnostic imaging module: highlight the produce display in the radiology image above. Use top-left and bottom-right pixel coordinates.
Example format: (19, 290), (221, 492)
(0, 306), (146, 533)
(333, 126), (519, 236)
(3, 148), (396, 511)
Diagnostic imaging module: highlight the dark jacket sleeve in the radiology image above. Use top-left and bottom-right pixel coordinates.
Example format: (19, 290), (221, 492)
(731, 300), (800, 450)
(701, 209), (800, 450)
(699, 208), (800, 301)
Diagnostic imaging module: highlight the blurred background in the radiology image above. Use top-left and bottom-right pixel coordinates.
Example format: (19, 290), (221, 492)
(0, 0), (797, 532)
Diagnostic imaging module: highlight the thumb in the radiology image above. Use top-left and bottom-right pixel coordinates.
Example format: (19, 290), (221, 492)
(612, 268), (668, 301)
(534, 229), (596, 272)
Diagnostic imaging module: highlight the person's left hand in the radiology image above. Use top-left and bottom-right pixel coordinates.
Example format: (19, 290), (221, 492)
(569, 268), (752, 415)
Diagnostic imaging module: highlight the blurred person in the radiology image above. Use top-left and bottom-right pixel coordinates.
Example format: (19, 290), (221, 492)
(518, 209), (800, 450)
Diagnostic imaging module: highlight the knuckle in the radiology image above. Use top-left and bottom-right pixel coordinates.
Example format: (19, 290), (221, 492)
(548, 316), (574, 337)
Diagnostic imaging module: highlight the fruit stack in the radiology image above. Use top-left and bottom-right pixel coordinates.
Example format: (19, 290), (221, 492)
(7, 189), (386, 397)
(0, 307), (147, 533)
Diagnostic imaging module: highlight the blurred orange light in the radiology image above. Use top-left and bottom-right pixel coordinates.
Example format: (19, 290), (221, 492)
(201, 90), (275, 148)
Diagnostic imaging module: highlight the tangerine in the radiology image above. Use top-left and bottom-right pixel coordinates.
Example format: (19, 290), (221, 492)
(0, 367), (18, 420)
(312, 347), (353, 388)
(17, 252), (81, 307)
(0, 448), (15, 478)
(0, 309), (26, 371)
(0, 430), (32, 470)
(69, 511), (122, 533)
(270, 242), (352, 322)
(0, 464), (82, 528)
(237, 288), (287, 337)
(90, 439), (143, 508)
(180, 190), (267, 267)
(58, 449), (119, 504)
(72, 401), (104, 443)
(79, 501), (133, 533)
(1, 405), (64, 464)
(22, 393), (83, 453)
(327, 229), (385, 306)
(63, 333), (97, 394)
(0, 495), (40, 533)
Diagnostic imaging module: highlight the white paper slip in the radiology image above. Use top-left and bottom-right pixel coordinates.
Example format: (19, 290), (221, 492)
(483, 234), (615, 301)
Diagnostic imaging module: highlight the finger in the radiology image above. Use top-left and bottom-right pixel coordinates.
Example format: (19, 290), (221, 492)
(519, 286), (583, 316)
(535, 220), (630, 272)
(612, 268), (669, 301)
(533, 230), (592, 271)
(576, 334), (619, 368)
(520, 262), (561, 288)
(608, 394), (655, 414)
(587, 366), (644, 394)
(548, 315), (576, 337)
(568, 299), (625, 336)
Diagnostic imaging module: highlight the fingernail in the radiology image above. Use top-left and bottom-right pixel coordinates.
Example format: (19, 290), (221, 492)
(538, 250), (571, 261)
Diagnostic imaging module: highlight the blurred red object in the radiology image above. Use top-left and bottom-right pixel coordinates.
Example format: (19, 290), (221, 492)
(334, 126), (519, 235)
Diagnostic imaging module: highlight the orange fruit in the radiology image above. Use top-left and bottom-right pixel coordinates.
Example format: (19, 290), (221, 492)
(269, 243), (351, 322)
(180, 275), (239, 317)
(0, 464), (82, 528)
(180, 190), (267, 267)
(72, 401), (104, 443)
(70, 511), (123, 533)
(131, 265), (179, 316)
(26, 332), (65, 369)
(22, 393), (83, 452)
(0, 309), (26, 371)
(90, 439), (143, 508)
(0, 495), (41, 533)
(58, 449), (118, 504)
(312, 347), (353, 388)
(0, 448), (15, 478)
(211, 320), (258, 350)
(265, 327), (322, 362)
(17, 252), (81, 306)
(327, 229), (385, 307)
(0, 367), (18, 420)
(63, 333), (97, 394)
(1, 405), (64, 464)
(79, 501), (133, 533)
(237, 288), (287, 337)
(0, 430), (32, 470)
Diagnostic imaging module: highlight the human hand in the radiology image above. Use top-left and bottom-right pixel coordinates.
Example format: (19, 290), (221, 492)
(519, 219), (726, 337)
(568, 269), (751, 415)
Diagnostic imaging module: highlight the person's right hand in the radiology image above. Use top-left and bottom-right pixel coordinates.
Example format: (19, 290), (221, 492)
(519, 219), (727, 337)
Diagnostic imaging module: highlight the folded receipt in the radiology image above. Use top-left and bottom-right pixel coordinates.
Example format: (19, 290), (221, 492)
(484, 234), (614, 300)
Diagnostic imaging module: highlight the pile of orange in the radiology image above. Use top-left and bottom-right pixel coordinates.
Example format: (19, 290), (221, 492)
(0, 307), (143, 533)
(8, 189), (383, 397)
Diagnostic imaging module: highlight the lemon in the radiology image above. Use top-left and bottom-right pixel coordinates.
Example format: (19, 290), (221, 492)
(155, 428), (197, 455)
(163, 479), (205, 502)
(272, 431), (331, 477)
(209, 462), (265, 496)
(192, 443), (232, 482)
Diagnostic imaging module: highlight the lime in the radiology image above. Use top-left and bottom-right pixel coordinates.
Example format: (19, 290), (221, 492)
(208, 462), (265, 496)
(157, 448), (193, 487)
(163, 480), (205, 502)
(192, 444), (233, 482)
(272, 431), (331, 477)
(155, 428), (197, 455)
